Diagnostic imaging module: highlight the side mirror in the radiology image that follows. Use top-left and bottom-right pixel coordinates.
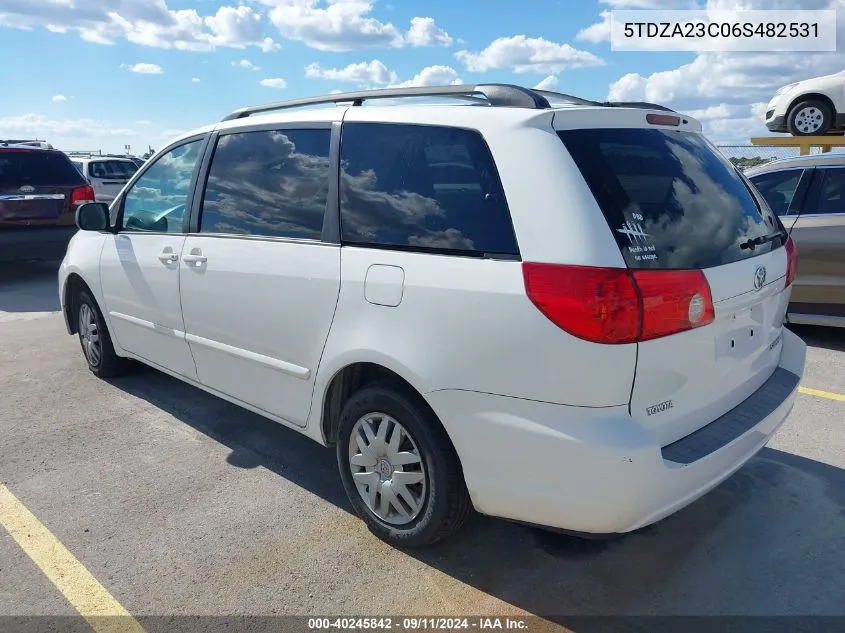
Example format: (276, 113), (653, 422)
(75, 202), (110, 231)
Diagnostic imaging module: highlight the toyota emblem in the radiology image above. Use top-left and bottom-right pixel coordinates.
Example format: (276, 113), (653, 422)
(19, 185), (35, 193)
(753, 265), (767, 290)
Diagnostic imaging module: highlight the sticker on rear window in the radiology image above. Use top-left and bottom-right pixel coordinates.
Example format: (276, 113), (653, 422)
(617, 212), (658, 262)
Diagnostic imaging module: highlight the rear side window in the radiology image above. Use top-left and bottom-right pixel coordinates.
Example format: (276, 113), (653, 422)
(0, 150), (86, 187)
(339, 122), (518, 257)
(748, 169), (804, 216)
(89, 160), (138, 179)
(199, 128), (331, 240)
(807, 167), (845, 214)
(558, 129), (785, 270)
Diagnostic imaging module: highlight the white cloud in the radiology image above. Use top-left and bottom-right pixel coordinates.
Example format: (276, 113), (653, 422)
(576, 11), (612, 43)
(191, 77), (201, 83)
(259, 77), (287, 89)
(455, 35), (605, 74)
(129, 63), (163, 74)
(685, 102), (770, 144)
(607, 52), (845, 106)
(135, 120), (152, 125)
(533, 75), (558, 90)
(0, 1), (279, 53)
(598, 0), (698, 6)
(233, 59), (260, 70)
(51, 94), (68, 103)
(261, 0), (451, 52)
(305, 60), (398, 85)
(405, 17), (453, 47)
(392, 65), (462, 87)
(0, 113), (137, 142)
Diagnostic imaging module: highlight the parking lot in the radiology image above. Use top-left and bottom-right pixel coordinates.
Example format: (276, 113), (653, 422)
(1, 260), (844, 631)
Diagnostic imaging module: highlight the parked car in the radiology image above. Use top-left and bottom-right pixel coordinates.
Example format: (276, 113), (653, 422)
(0, 142), (95, 263)
(766, 71), (845, 136)
(68, 156), (139, 204)
(746, 153), (845, 328)
(58, 84), (806, 548)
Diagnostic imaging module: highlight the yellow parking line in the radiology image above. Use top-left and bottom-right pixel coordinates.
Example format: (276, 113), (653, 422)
(798, 386), (845, 403)
(0, 484), (146, 633)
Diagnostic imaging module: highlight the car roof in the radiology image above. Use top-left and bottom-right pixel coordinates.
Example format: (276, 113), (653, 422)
(746, 152), (845, 175)
(0, 143), (60, 152)
(166, 84), (703, 149)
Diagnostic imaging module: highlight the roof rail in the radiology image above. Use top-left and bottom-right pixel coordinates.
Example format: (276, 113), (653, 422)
(221, 84), (554, 121)
(531, 90), (602, 107)
(1, 139), (54, 149)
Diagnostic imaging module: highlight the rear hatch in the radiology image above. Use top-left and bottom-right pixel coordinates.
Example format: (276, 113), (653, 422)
(86, 159), (137, 203)
(556, 113), (795, 446)
(0, 148), (89, 224)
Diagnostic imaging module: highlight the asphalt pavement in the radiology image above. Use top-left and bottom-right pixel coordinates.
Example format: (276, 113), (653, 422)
(1, 260), (844, 632)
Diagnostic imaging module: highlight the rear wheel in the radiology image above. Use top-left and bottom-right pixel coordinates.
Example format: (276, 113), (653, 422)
(787, 100), (833, 136)
(336, 384), (472, 548)
(76, 289), (130, 378)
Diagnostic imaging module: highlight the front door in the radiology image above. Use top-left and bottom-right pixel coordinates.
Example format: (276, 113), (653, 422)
(99, 137), (207, 379)
(178, 125), (340, 427)
(788, 166), (845, 319)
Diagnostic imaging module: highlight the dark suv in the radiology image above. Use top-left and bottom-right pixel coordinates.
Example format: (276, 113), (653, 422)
(0, 142), (95, 263)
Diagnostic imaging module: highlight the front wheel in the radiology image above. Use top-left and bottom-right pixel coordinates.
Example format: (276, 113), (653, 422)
(788, 100), (833, 136)
(336, 384), (472, 548)
(76, 289), (130, 378)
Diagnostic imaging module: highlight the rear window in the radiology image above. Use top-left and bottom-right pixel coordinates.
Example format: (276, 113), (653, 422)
(339, 122), (518, 257)
(558, 128), (786, 269)
(89, 160), (138, 179)
(0, 150), (86, 187)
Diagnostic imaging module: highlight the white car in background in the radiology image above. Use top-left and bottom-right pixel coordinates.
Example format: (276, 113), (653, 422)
(69, 156), (139, 203)
(766, 70), (845, 136)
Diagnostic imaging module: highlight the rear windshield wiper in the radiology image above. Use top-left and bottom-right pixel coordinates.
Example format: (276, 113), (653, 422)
(740, 231), (785, 251)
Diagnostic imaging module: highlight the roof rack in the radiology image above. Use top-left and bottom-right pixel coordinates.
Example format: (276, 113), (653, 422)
(221, 84), (555, 121)
(220, 84), (678, 122)
(531, 90), (601, 107)
(0, 139), (54, 149)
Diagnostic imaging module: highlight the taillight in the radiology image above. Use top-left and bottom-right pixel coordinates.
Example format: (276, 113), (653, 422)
(631, 269), (715, 341)
(784, 236), (798, 286)
(522, 263), (715, 344)
(70, 185), (95, 208)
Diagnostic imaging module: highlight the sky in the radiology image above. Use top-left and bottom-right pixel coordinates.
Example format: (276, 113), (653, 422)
(2, 0), (845, 154)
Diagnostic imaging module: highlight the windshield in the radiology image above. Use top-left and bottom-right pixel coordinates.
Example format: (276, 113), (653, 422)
(558, 128), (786, 270)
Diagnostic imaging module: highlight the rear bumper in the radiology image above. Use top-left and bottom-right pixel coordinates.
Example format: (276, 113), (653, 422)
(427, 328), (807, 535)
(0, 227), (77, 263)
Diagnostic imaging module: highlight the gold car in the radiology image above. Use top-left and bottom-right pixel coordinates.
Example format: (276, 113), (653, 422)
(747, 154), (845, 328)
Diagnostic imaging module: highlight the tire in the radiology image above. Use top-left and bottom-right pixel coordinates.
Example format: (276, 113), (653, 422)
(336, 384), (472, 548)
(76, 289), (131, 378)
(787, 99), (833, 136)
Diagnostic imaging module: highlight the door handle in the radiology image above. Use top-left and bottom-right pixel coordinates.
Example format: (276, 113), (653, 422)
(157, 252), (178, 263)
(182, 252), (207, 266)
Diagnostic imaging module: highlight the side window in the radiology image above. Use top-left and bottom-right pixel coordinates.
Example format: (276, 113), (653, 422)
(121, 139), (203, 233)
(812, 168), (845, 214)
(199, 128), (331, 240)
(339, 122), (518, 256)
(748, 169), (803, 216)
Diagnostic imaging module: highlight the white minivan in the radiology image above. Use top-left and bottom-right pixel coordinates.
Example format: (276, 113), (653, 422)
(58, 84), (806, 548)
(69, 155), (139, 203)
